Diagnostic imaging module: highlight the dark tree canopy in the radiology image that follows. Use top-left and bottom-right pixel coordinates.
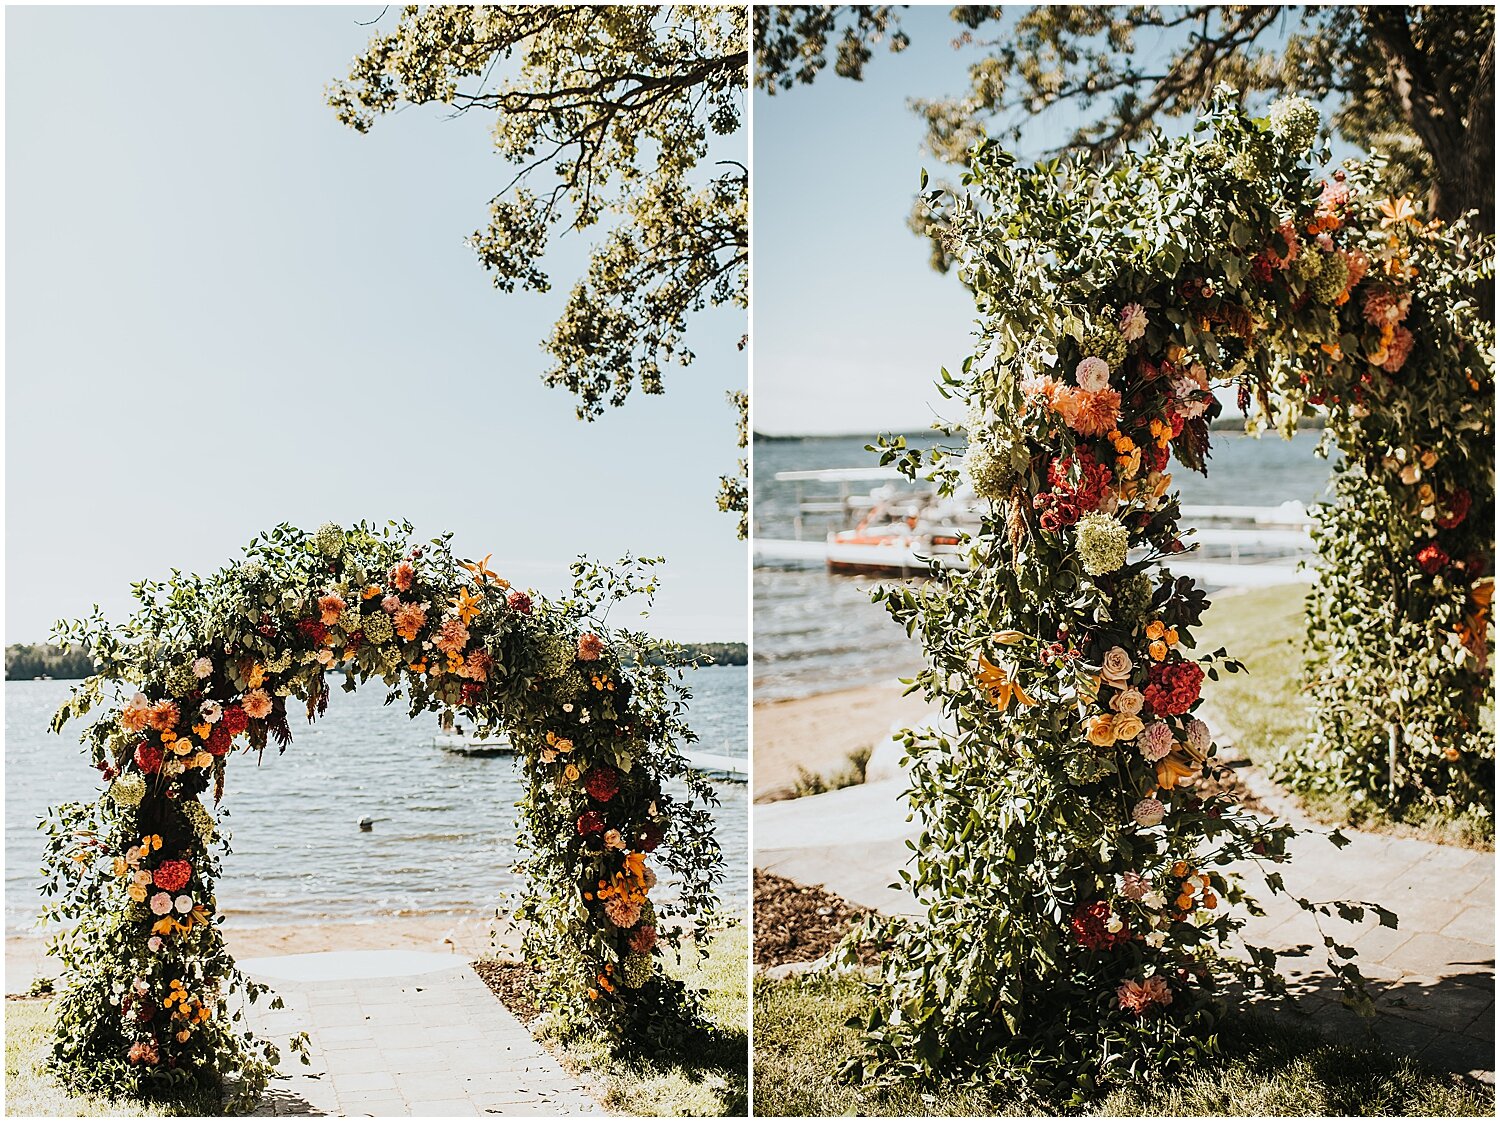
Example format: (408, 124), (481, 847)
(758, 6), (1494, 234)
(330, 5), (749, 534)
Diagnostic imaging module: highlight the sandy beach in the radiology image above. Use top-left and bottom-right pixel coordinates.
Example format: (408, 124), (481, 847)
(752, 681), (933, 802)
(5, 913), (513, 993)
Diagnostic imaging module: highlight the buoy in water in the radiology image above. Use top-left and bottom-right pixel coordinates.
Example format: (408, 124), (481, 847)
(358, 817), (375, 832)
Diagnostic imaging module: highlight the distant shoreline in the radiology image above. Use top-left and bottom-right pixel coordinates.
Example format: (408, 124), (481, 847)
(754, 417), (1325, 441)
(5, 641), (747, 680)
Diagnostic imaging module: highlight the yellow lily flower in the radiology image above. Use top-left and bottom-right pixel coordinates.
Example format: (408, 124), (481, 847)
(976, 654), (1038, 712)
(461, 553), (510, 589)
(1155, 751), (1198, 791)
(451, 586), (485, 626)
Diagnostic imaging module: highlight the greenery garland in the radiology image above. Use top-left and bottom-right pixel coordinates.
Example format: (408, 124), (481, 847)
(41, 521), (724, 1108)
(850, 89), (1491, 1099)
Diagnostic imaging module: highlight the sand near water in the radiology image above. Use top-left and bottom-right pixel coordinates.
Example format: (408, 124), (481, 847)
(5, 914), (515, 992)
(752, 681), (932, 802)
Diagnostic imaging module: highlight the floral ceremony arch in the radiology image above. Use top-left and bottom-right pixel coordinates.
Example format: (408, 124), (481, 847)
(850, 90), (1493, 1097)
(40, 521), (724, 1108)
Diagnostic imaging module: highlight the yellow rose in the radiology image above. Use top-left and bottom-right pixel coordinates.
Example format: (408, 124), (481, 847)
(1145, 621), (1166, 641)
(127, 883), (148, 902)
(1086, 714), (1117, 747)
(1149, 640), (1168, 661)
(1112, 715), (1145, 742)
(564, 764), (581, 783)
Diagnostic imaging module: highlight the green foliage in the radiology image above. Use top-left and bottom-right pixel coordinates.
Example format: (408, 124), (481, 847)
(6, 643), (97, 680)
(330, 6), (750, 535)
(840, 92), (1484, 1099)
(753, 6), (907, 91)
(41, 521), (724, 1107)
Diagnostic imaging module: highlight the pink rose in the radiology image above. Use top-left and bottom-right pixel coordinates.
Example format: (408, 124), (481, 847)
(149, 892), (173, 916)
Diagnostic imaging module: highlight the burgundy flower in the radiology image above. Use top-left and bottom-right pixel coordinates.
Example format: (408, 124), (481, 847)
(206, 725), (232, 756)
(1071, 900), (1129, 951)
(1434, 488), (1471, 531)
(506, 590), (532, 614)
(295, 618), (330, 646)
(583, 766), (621, 803)
(1416, 542), (1450, 576)
(1144, 660), (1205, 717)
(633, 821), (666, 853)
(576, 810), (606, 837)
(134, 742), (163, 775)
(220, 705), (248, 736)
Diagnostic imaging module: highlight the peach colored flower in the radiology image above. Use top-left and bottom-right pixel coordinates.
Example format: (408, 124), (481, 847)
(381, 593), (402, 614)
(148, 700), (180, 733)
(1117, 975), (1173, 1015)
(1075, 357), (1111, 393)
(1111, 714), (1145, 741)
(1020, 376), (1061, 405)
(577, 633), (605, 662)
(1110, 687), (1145, 716)
(394, 603), (427, 642)
(318, 594), (346, 626)
(603, 895), (643, 928)
(434, 617), (469, 656)
(121, 693), (151, 733)
(463, 651), (492, 682)
(390, 562), (415, 592)
(1101, 647), (1134, 687)
(241, 689), (272, 720)
(1052, 386), (1122, 437)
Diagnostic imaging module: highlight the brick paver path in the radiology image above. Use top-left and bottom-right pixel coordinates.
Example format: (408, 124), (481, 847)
(243, 959), (601, 1116)
(755, 744), (1495, 1083)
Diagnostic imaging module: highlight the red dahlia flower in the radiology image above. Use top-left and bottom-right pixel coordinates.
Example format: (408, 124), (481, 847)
(577, 632), (605, 662)
(1144, 660), (1205, 717)
(134, 742), (163, 775)
(584, 766), (621, 803)
(153, 860), (192, 893)
(295, 618), (330, 646)
(1416, 542), (1450, 575)
(206, 724), (232, 756)
(1071, 900), (1129, 950)
(220, 705), (249, 736)
(577, 810), (606, 837)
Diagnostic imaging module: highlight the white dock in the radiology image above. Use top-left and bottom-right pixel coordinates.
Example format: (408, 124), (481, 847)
(686, 750), (748, 783)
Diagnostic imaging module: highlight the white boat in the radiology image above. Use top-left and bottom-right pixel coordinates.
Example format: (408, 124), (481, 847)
(755, 469), (1312, 586)
(686, 750), (748, 783)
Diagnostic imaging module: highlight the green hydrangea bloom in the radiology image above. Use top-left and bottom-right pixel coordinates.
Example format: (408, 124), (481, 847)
(1114, 572), (1155, 620)
(964, 426), (1021, 501)
(312, 522), (345, 558)
(1230, 142), (1272, 182)
(1308, 252), (1350, 304)
(164, 662), (197, 697)
(109, 774), (146, 808)
(336, 607), (363, 636)
(1291, 248), (1322, 282)
(1076, 513), (1130, 576)
(361, 611), (394, 646)
(1082, 320), (1127, 368)
(264, 650), (293, 674)
(1267, 95), (1321, 155)
(537, 634), (574, 679)
(181, 798), (217, 841)
(622, 952), (654, 989)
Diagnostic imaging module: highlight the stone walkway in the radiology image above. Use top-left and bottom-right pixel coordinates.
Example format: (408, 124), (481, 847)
(755, 721), (1496, 1085)
(241, 951), (601, 1116)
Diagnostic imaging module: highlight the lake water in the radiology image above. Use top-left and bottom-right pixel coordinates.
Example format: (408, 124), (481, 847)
(5, 666), (747, 934)
(753, 431), (1334, 701)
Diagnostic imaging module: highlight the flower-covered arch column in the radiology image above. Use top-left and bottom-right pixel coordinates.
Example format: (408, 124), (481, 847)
(42, 522), (723, 1107)
(853, 91), (1491, 1096)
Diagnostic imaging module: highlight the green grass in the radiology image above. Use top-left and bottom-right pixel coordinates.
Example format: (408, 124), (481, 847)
(542, 924), (748, 1116)
(753, 974), (1493, 1117)
(789, 745), (873, 798)
(5, 999), (214, 1116)
(1197, 584), (1491, 848)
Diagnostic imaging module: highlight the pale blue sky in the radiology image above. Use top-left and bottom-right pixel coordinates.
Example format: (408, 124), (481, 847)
(6, 5), (746, 643)
(753, 7), (1334, 436)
